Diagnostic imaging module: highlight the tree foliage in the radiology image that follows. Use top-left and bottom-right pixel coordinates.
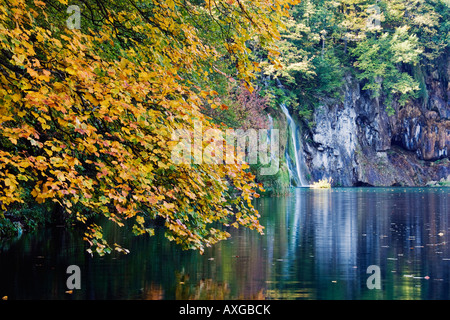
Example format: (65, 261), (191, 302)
(0, 0), (299, 254)
(260, 0), (449, 119)
(351, 25), (423, 111)
(204, 83), (270, 130)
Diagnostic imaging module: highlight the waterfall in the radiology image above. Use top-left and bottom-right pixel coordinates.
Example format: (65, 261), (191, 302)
(266, 114), (277, 162)
(280, 103), (307, 187)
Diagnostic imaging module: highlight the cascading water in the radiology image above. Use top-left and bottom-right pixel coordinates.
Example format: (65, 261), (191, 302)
(280, 103), (307, 187)
(266, 114), (277, 162)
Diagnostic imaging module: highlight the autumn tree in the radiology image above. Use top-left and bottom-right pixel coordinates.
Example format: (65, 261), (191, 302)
(0, 0), (299, 254)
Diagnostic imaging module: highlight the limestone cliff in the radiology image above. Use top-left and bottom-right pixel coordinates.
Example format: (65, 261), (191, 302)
(296, 59), (449, 187)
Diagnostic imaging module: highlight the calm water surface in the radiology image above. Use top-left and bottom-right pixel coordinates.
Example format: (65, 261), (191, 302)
(1, 187), (449, 300)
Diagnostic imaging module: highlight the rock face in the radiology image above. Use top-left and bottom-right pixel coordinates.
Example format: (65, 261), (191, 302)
(299, 64), (450, 187)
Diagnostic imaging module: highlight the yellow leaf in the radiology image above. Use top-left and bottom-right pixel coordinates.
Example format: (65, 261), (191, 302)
(136, 215), (145, 225)
(13, 54), (26, 65)
(163, 202), (175, 210)
(12, 93), (21, 102)
(17, 174), (28, 181)
(56, 172), (65, 182)
(36, 33), (45, 42)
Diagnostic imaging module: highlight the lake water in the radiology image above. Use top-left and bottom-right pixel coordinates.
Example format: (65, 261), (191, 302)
(0, 187), (449, 300)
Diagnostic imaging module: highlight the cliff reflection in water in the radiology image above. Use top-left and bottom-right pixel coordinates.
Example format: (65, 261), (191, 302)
(259, 187), (450, 299)
(0, 188), (449, 300)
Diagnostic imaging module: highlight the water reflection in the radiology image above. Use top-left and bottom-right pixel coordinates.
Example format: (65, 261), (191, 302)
(0, 188), (449, 300)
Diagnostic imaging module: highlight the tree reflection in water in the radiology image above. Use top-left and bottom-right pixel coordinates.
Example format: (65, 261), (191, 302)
(0, 187), (449, 300)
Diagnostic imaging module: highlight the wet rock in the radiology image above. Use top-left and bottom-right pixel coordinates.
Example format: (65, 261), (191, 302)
(301, 65), (449, 186)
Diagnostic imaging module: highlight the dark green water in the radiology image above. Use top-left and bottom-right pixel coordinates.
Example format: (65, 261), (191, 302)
(1, 187), (449, 300)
